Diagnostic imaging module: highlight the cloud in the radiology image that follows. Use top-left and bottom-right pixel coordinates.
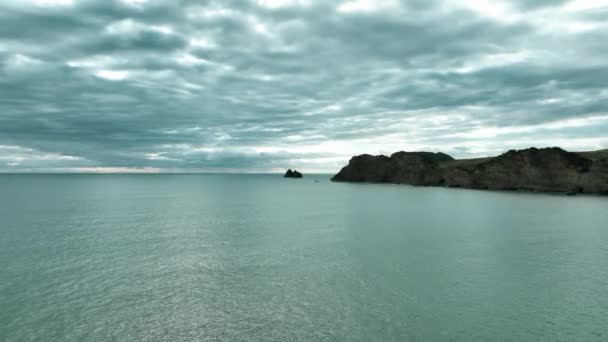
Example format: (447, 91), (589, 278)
(0, 0), (607, 172)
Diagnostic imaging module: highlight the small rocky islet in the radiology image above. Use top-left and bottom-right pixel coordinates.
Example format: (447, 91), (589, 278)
(331, 147), (608, 195)
(284, 169), (303, 178)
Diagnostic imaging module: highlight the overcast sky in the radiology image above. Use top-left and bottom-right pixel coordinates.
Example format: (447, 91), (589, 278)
(1, 0), (607, 173)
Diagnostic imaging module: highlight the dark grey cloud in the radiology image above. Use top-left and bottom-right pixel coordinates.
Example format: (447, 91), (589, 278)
(1, 0), (607, 172)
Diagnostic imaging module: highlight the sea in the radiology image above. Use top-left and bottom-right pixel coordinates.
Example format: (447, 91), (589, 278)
(1, 174), (607, 341)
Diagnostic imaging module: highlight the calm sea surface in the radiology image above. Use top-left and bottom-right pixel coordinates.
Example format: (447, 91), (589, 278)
(1, 174), (607, 341)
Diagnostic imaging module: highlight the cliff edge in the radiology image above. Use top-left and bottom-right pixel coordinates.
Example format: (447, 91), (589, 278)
(332, 147), (608, 195)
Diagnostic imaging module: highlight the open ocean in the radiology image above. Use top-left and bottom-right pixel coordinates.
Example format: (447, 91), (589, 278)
(1, 174), (607, 341)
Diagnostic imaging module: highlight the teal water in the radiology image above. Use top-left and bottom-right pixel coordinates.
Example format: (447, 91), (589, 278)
(1, 174), (607, 341)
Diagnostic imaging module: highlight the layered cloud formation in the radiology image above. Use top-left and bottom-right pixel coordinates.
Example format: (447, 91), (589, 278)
(1, 0), (607, 172)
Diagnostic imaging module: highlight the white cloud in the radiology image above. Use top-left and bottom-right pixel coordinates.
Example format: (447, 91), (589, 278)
(105, 19), (174, 35)
(95, 70), (130, 81)
(446, 0), (519, 22)
(5, 54), (44, 71)
(443, 115), (608, 140)
(563, 0), (608, 11)
(144, 152), (180, 161)
(257, 0), (311, 9)
(119, 0), (149, 8)
(0, 145), (85, 166)
(34, 0), (74, 7)
(67, 56), (123, 69)
(337, 0), (399, 13)
(454, 51), (530, 73)
(175, 54), (208, 66)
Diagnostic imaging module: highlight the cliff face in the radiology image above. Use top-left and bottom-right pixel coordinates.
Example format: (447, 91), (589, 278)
(332, 147), (608, 195)
(331, 152), (453, 185)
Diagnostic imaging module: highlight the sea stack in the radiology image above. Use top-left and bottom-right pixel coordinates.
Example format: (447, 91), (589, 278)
(284, 169), (303, 178)
(332, 147), (608, 195)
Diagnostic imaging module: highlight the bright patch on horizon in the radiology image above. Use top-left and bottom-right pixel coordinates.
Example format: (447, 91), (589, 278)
(69, 167), (161, 173)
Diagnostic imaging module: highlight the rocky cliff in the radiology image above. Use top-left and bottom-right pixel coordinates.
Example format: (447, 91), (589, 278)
(332, 147), (608, 195)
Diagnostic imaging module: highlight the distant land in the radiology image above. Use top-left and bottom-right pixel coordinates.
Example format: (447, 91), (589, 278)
(332, 147), (608, 195)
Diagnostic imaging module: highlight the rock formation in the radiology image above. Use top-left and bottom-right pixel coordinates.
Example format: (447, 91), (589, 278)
(284, 169), (303, 178)
(332, 147), (608, 195)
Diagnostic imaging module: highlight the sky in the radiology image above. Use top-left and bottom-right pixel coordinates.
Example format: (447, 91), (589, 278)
(1, 0), (607, 173)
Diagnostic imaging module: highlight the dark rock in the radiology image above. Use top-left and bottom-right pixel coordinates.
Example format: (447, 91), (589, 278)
(331, 152), (453, 185)
(332, 147), (608, 195)
(284, 169), (303, 178)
